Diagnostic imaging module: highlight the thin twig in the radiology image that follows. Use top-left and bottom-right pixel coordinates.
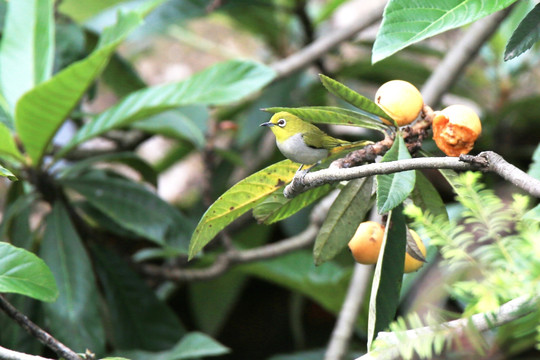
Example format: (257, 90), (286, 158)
(421, 8), (512, 107)
(0, 296), (81, 360)
(324, 264), (372, 360)
(142, 222), (319, 282)
(357, 295), (537, 360)
(271, 2), (385, 79)
(0, 346), (53, 360)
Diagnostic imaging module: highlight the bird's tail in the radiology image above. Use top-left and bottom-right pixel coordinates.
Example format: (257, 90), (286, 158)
(329, 140), (373, 155)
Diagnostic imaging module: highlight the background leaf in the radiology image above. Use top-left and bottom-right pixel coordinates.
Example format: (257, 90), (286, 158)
(41, 201), (105, 354)
(189, 160), (297, 259)
(60, 60), (276, 156)
(528, 143), (540, 180)
(319, 74), (392, 121)
(92, 246), (186, 351)
(61, 174), (192, 249)
(264, 106), (387, 132)
(313, 177), (374, 265)
(0, 165), (17, 181)
(367, 205), (407, 349)
(118, 332), (230, 360)
(505, 3), (540, 60)
(0, 123), (24, 162)
(15, 10), (143, 165)
(376, 136), (415, 213)
(238, 251), (351, 314)
(0, 242), (58, 302)
(0, 0), (54, 111)
(373, 0), (518, 62)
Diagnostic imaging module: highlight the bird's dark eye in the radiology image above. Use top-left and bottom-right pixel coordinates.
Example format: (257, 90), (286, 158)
(277, 118), (286, 127)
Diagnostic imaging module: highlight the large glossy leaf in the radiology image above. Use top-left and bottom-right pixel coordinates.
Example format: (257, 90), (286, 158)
(264, 106), (387, 132)
(131, 106), (208, 149)
(313, 177), (374, 265)
(367, 205), (406, 349)
(410, 171), (448, 221)
(58, 0), (131, 23)
(0, 242), (58, 302)
(0, 123), (24, 162)
(60, 175), (192, 249)
(376, 136), (415, 213)
(118, 332), (230, 360)
(59, 60), (276, 157)
(41, 202), (105, 354)
(189, 160), (298, 259)
(0, 0), (54, 111)
(373, 0), (518, 63)
(505, 3), (540, 60)
(92, 245), (186, 351)
(238, 250), (351, 314)
(319, 74), (392, 121)
(253, 184), (333, 225)
(15, 10), (143, 165)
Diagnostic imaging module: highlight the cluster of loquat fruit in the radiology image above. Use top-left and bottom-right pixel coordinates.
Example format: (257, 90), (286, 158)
(348, 80), (482, 271)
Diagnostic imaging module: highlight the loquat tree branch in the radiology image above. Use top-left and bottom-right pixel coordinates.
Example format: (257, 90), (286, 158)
(421, 8), (512, 107)
(357, 295), (537, 360)
(324, 263), (372, 360)
(271, 2), (385, 79)
(0, 346), (53, 360)
(284, 151), (540, 198)
(0, 296), (81, 360)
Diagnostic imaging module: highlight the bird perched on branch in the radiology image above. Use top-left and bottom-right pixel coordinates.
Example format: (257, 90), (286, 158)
(260, 111), (371, 175)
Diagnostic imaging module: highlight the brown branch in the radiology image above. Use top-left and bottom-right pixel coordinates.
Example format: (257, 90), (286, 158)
(271, 2), (385, 79)
(0, 296), (81, 360)
(142, 222), (320, 282)
(421, 8), (513, 107)
(283, 151), (540, 199)
(0, 346), (53, 360)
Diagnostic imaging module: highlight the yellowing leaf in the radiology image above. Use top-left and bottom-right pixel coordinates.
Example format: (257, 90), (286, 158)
(189, 160), (298, 259)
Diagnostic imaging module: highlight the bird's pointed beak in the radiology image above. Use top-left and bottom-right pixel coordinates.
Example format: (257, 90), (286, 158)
(260, 122), (274, 127)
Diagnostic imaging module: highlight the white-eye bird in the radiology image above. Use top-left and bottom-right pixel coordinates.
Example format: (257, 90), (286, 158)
(260, 111), (371, 173)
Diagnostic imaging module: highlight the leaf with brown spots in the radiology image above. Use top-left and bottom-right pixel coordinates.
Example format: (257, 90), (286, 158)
(188, 160), (298, 259)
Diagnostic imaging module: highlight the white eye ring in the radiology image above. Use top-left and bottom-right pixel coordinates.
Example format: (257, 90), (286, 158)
(277, 118), (286, 127)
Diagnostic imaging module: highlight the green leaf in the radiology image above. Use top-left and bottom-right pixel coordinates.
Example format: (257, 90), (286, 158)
(0, 0), (54, 111)
(59, 60), (276, 157)
(504, 3), (540, 60)
(0, 242), (58, 302)
(313, 177), (374, 265)
(367, 205), (406, 349)
(253, 184), (334, 224)
(118, 332), (230, 360)
(373, 0), (519, 63)
(0, 122), (24, 162)
(376, 136), (415, 213)
(131, 106), (208, 149)
(410, 171), (448, 221)
(189, 160), (298, 259)
(264, 106), (387, 132)
(238, 251), (351, 314)
(15, 10), (143, 165)
(0, 165), (17, 181)
(58, 152), (158, 187)
(41, 202), (105, 354)
(92, 245), (186, 351)
(60, 175), (192, 249)
(319, 74), (393, 121)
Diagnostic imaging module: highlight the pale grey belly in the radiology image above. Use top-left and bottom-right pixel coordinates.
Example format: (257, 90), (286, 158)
(276, 133), (328, 164)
